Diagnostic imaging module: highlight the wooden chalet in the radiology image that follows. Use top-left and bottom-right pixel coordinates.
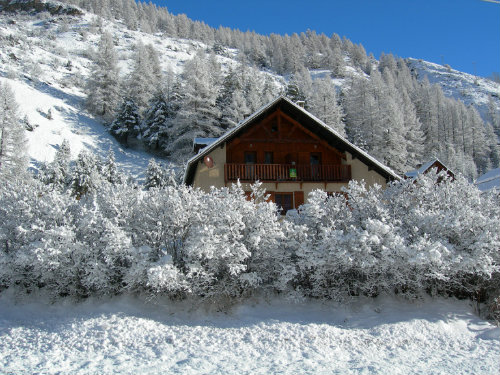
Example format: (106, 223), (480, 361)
(404, 158), (455, 181)
(184, 96), (400, 213)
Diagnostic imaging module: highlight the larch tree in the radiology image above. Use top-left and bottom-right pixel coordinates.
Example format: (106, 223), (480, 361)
(85, 31), (121, 123)
(167, 50), (222, 161)
(309, 77), (345, 136)
(0, 82), (27, 178)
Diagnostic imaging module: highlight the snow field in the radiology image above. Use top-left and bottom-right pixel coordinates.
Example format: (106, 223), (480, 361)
(0, 295), (498, 375)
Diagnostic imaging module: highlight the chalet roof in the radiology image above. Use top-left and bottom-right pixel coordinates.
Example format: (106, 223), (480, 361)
(404, 158), (453, 179)
(183, 96), (401, 185)
(475, 168), (500, 192)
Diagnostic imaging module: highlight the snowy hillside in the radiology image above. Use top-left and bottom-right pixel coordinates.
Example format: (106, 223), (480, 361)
(0, 6), (247, 176)
(1, 295), (498, 375)
(2, 2), (498, 177)
(407, 57), (500, 119)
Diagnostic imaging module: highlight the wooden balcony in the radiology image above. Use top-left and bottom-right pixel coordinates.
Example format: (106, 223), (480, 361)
(224, 163), (351, 183)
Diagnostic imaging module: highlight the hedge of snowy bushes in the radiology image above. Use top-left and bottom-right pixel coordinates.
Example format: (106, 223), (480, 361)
(0, 163), (499, 307)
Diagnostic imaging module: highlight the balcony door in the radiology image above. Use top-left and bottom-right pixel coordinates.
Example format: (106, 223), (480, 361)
(244, 151), (256, 180)
(310, 153), (322, 180)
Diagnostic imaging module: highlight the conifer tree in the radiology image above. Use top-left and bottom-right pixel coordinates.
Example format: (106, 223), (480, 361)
(0, 82), (27, 178)
(101, 149), (122, 184)
(309, 77), (345, 135)
(85, 31), (121, 123)
(167, 50), (222, 161)
(109, 98), (141, 144)
(142, 91), (173, 151)
(72, 150), (100, 199)
(43, 139), (72, 189)
(144, 159), (167, 189)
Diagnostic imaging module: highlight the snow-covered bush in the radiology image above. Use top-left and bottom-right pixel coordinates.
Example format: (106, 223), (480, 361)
(291, 172), (500, 301)
(1, 155), (498, 307)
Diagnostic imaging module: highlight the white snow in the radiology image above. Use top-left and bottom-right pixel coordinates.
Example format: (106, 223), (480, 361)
(0, 295), (498, 375)
(1, 76), (154, 179)
(406, 58), (500, 119)
(476, 168), (500, 192)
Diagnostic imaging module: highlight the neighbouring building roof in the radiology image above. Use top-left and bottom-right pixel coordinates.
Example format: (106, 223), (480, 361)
(193, 137), (218, 154)
(183, 96), (401, 185)
(404, 158), (454, 179)
(475, 168), (500, 192)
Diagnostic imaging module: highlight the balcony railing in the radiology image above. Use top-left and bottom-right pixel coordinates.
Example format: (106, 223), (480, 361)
(224, 163), (351, 183)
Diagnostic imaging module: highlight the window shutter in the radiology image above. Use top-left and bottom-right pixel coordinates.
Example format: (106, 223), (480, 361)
(294, 191), (304, 208)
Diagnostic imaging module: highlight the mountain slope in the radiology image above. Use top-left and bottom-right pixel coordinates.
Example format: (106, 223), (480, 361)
(407, 57), (500, 119)
(0, 1), (498, 177)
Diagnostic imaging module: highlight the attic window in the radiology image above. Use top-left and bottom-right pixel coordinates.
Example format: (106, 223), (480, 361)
(271, 124), (278, 133)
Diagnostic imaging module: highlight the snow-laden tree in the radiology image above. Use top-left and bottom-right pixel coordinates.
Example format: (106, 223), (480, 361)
(142, 92), (173, 151)
(72, 150), (101, 199)
(167, 50), (222, 161)
(291, 174), (500, 301)
(0, 82), (27, 179)
(144, 159), (172, 190)
(285, 67), (313, 108)
(109, 98), (141, 144)
(126, 41), (163, 115)
(309, 77), (345, 135)
(101, 149), (123, 185)
(41, 139), (72, 190)
(85, 31), (121, 123)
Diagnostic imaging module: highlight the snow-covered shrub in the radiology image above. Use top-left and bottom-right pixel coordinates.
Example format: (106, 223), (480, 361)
(129, 181), (285, 301)
(291, 172), (500, 301)
(1, 155), (498, 305)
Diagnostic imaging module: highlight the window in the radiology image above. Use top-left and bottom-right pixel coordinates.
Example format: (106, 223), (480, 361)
(244, 152), (256, 164)
(310, 153), (322, 165)
(275, 193), (293, 214)
(264, 152), (274, 164)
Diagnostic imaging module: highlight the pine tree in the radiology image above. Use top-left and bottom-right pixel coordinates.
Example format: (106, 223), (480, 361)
(144, 159), (166, 189)
(126, 41), (162, 115)
(309, 77), (345, 135)
(101, 149), (122, 184)
(286, 67), (312, 108)
(168, 50), (222, 161)
(109, 98), (141, 144)
(142, 91), (175, 151)
(85, 31), (121, 123)
(43, 139), (72, 189)
(0, 82), (27, 178)
(72, 150), (100, 199)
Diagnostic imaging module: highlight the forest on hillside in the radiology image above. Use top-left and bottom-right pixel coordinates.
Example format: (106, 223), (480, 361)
(46, 0), (499, 178)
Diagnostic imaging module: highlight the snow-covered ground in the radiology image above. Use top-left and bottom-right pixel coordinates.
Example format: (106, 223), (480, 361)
(0, 295), (498, 375)
(406, 58), (500, 118)
(0, 76), (158, 179)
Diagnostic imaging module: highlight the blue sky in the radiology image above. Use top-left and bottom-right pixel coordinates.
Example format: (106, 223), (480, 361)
(152, 0), (500, 78)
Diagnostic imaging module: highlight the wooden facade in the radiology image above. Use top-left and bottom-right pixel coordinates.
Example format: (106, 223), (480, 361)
(222, 109), (352, 213)
(184, 96), (401, 214)
(224, 109), (351, 187)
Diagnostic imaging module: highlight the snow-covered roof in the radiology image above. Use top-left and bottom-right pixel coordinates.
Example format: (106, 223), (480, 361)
(184, 96), (401, 185)
(193, 138), (218, 146)
(193, 138), (218, 153)
(475, 168), (500, 192)
(404, 158), (452, 179)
